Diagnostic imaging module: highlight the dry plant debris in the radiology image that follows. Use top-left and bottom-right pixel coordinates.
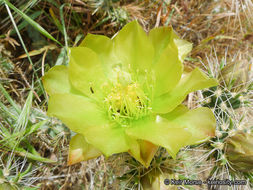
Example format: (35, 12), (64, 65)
(0, 0), (252, 189)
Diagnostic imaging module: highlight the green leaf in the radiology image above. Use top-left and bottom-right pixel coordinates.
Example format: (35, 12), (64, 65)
(68, 47), (107, 97)
(162, 105), (216, 144)
(42, 65), (70, 96)
(0, 82), (20, 114)
(126, 116), (192, 159)
(47, 93), (107, 134)
(4, 0), (61, 46)
(25, 120), (47, 136)
(10, 10), (42, 35)
(68, 133), (101, 165)
(114, 21), (154, 73)
(152, 68), (218, 113)
(15, 90), (33, 133)
(15, 147), (56, 163)
(49, 7), (63, 34)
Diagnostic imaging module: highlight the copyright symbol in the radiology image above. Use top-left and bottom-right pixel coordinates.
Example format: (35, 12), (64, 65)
(164, 179), (170, 185)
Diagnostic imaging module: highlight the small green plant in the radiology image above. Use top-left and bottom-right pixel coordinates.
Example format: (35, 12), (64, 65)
(87, 0), (129, 26)
(0, 84), (54, 164)
(0, 83), (57, 189)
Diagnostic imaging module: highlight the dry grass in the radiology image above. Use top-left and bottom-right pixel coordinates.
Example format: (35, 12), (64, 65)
(0, 0), (252, 189)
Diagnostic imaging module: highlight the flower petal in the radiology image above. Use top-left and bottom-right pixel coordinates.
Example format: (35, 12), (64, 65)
(126, 117), (192, 159)
(127, 137), (158, 167)
(68, 47), (107, 97)
(84, 123), (129, 157)
(174, 38), (192, 62)
(68, 133), (101, 165)
(42, 65), (70, 96)
(79, 34), (112, 57)
(153, 44), (182, 97)
(152, 68), (218, 113)
(47, 93), (107, 134)
(149, 27), (192, 97)
(48, 93), (129, 157)
(149, 26), (173, 61)
(114, 21), (154, 73)
(162, 105), (216, 144)
(79, 34), (117, 75)
(149, 26), (192, 63)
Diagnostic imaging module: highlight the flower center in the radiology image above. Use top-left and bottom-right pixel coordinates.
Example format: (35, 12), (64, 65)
(103, 68), (152, 126)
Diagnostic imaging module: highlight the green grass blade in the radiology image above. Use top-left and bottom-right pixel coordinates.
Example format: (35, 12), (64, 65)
(0, 101), (18, 121)
(0, 83), (20, 114)
(15, 90), (33, 133)
(60, 4), (69, 49)
(5, 4), (47, 100)
(15, 147), (56, 163)
(10, 10), (42, 35)
(4, 0), (62, 46)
